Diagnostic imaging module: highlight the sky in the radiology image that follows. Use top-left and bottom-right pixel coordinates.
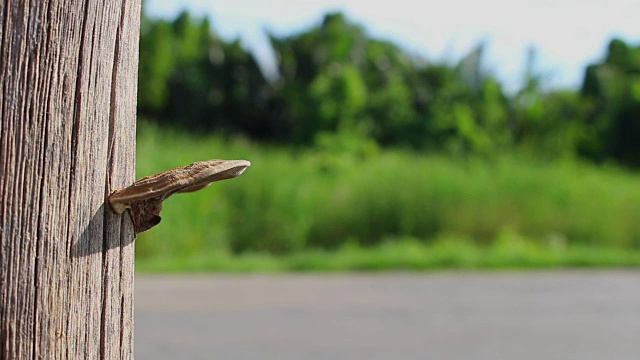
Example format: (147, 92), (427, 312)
(145, 0), (640, 92)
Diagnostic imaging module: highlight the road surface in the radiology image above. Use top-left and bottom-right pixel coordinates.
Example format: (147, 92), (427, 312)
(136, 271), (640, 359)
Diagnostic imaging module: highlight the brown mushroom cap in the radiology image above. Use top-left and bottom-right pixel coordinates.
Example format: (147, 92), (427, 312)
(108, 159), (251, 231)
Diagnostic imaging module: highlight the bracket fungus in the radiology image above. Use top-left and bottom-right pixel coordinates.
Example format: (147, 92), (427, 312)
(109, 159), (250, 233)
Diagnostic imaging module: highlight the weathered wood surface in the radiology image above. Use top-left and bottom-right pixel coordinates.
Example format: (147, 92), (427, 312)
(0, 1), (141, 358)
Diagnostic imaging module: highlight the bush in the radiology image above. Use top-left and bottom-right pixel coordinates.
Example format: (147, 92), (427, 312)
(136, 125), (640, 260)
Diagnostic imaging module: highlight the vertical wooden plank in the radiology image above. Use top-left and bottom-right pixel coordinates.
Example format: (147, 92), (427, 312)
(0, 0), (141, 358)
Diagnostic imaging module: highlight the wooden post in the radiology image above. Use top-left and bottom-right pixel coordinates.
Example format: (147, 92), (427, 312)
(0, 0), (141, 358)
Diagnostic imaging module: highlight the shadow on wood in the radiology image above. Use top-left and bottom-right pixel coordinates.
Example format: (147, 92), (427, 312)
(72, 204), (135, 257)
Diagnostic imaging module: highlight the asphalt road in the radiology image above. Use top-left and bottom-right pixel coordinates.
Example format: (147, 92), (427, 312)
(135, 271), (640, 360)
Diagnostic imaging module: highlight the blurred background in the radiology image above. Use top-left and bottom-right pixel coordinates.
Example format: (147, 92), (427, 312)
(136, 0), (640, 270)
(134, 1), (640, 359)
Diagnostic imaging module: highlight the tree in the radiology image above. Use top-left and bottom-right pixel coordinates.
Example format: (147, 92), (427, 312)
(580, 38), (640, 165)
(138, 12), (269, 134)
(511, 46), (589, 159)
(1, 0), (141, 358)
(268, 12), (424, 145)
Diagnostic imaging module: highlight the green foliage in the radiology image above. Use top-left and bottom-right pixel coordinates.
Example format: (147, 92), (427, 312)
(138, 10), (640, 167)
(133, 13), (640, 271)
(138, 11), (269, 134)
(580, 38), (640, 165)
(136, 125), (640, 266)
(138, 18), (175, 112)
(267, 15), (522, 154)
(137, 235), (640, 272)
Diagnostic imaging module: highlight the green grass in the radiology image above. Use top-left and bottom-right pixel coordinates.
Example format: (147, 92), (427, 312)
(136, 235), (640, 272)
(135, 122), (640, 271)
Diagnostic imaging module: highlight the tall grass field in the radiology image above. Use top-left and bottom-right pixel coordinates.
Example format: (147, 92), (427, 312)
(135, 123), (640, 271)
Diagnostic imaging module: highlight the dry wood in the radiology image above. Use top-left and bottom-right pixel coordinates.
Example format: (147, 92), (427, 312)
(109, 159), (251, 233)
(0, 0), (141, 358)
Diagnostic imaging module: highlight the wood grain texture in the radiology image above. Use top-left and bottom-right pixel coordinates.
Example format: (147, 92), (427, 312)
(0, 0), (141, 358)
